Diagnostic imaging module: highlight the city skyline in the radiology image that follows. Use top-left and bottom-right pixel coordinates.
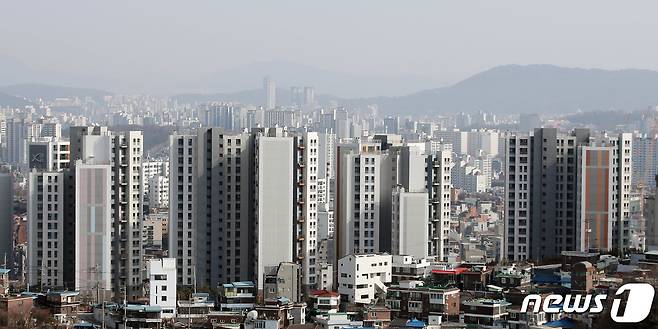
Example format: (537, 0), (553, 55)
(1, 2), (658, 328)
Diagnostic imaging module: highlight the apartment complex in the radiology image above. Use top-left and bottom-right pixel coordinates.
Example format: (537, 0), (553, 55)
(169, 128), (321, 291)
(504, 128), (632, 261)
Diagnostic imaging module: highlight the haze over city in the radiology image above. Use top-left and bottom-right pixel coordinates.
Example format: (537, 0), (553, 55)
(1, 2), (658, 329)
(2, 1), (658, 96)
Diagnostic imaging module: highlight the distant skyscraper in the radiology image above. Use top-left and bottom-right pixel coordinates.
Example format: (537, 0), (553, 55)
(303, 87), (315, 107)
(644, 175), (658, 249)
(264, 76), (276, 110)
(290, 86), (315, 108)
(632, 135), (658, 188)
(291, 87), (304, 107)
(383, 116), (400, 134)
(5, 118), (27, 166)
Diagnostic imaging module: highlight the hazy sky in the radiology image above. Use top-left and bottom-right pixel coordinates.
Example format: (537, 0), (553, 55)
(2, 1), (658, 94)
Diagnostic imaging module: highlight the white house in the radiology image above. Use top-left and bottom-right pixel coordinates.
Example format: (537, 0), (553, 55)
(148, 258), (177, 318)
(338, 254), (392, 304)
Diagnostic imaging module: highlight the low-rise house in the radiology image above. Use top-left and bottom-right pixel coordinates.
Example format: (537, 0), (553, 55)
(362, 305), (391, 329)
(124, 304), (163, 329)
(492, 265), (531, 289)
(177, 292), (215, 321)
(461, 299), (510, 329)
(206, 311), (245, 329)
(44, 291), (80, 319)
(314, 312), (362, 329)
(264, 263), (302, 303)
(219, 281), (256, 311)
(506, 306), (551, 329)
(147, 258), (177, 318)
(0, 295), (33, 327)
(430, 264), (492, 291)
(391, 256), (432, 284)
(385, 280), (460, 323)
(245, 298), (306, 329)
(310, 290), (340, 314)
(561, 251), (599, 272)
(338, 254), (392, 304)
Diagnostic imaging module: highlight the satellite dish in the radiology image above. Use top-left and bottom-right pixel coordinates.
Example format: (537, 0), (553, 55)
(246, 310), (258, 322)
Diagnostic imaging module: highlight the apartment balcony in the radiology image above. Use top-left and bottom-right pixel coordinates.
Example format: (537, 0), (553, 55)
(431, 198), (440, 203)
(298, 255), (304, 260)
(298, 218), (305, 224)
(298, 162), (306, 168)
(298, 181), (306, 186)
(297, 236), (305, 241)
(120, 143), (128, 149)
(298, 145), (306, 149)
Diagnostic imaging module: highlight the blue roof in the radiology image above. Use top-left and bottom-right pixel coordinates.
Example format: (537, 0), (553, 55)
(406, 319), (426, 328)
(544, 317), (577, 328)
(0, 269), (10, 274)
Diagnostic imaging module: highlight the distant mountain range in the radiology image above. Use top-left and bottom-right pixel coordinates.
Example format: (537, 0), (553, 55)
(0, 84), (111, 102)
(5, 61), (658, 115)
(173, 64), (658, 115)
(349, 64), (658, 115)
(0, 91), (30, 107)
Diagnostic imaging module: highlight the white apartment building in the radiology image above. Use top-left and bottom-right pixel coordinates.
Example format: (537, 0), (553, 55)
(74, 162), (112, 299)
(337, 254), (392, 304)
(148, 175), (169, 208)
(293, 132), (320, 288)
(142, 159), (169, 192)
(148, 258), (177, 318)
(427, 150), (452, 261)
(318, 203), (334, 241)
(66, 127), (144, 301)
(27, 138), (70, 171)
(255, 132), (295, 290)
